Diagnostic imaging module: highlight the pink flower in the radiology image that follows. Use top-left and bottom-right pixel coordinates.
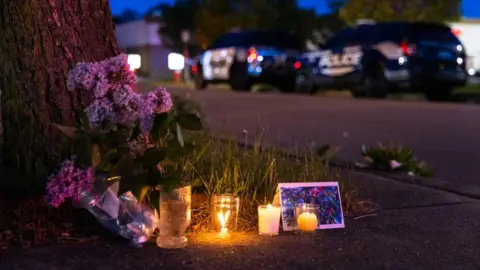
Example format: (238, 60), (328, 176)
(45, 158), (95, 208)
(389, 160), (403, 170)
(66, 55), (174, 132)
(137, 87), (174, 132)
(150, 87), (173, 113)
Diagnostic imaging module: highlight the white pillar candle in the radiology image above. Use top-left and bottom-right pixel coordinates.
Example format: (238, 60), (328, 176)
(258, 204), (281, 236)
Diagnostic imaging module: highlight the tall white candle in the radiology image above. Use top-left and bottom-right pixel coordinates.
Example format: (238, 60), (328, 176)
(258, 204), (281, 236)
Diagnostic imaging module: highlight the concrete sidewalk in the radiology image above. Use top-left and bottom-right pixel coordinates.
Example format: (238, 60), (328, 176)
(2, 171), (479, 270)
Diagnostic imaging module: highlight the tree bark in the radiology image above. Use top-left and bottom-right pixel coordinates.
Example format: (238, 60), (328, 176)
(0, 0), (120, 191)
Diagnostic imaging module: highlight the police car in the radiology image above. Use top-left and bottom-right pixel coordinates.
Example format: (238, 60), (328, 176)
(294, 21), (468, 101)
(194, 30), (303, 91)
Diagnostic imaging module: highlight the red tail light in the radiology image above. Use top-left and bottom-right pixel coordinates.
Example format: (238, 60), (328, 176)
(294, 61), (301, 69)
(247, 48), (258, 62)
(452, 28), (462, 36)
(400, 41), (416, 56)
(191, 64), (197, 74)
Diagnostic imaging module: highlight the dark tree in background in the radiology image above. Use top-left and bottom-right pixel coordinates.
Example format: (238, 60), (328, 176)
(114, 8), (141, 24)
(147, 0), (202, 55)
(0, 0), (120, 192)
(154, 0), (327, 51)
(194, 0), (318, 48)
(326, 0), (347, 12)
(194, 0), (276, 48)
(339, 0), (461, 24)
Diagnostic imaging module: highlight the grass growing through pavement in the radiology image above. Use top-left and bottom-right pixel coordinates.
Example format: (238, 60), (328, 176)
(181, 133), (372, 232)
(359, 143), (433, 177)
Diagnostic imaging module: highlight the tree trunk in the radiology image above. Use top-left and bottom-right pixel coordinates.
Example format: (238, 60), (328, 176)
(0, 0), (121, 192)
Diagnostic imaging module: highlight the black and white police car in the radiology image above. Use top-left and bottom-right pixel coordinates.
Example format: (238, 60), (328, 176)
(294, 20), (468, 101)
(194, 30), (303, 92)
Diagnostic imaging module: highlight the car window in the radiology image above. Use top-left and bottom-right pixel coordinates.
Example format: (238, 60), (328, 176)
(352, 25), (376, 44)
(407, 23), (460, 45)
(325, 28), (354, 48)
(369, 23), (406, 43)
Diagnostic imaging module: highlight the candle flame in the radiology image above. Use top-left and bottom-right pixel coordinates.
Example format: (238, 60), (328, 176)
(267, 204), (273, 210)
(217, 210), (230, 228)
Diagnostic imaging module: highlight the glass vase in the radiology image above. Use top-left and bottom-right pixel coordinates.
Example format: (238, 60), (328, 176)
(156, 185), (192, 248)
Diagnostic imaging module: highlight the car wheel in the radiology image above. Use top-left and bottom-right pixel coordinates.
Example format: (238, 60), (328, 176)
(424, 87), (453, 102)
(352, 64), (388, 99)
(194, 72), (207, 90)
(294, 73), (315, 94)
(229, 72), (251, 91)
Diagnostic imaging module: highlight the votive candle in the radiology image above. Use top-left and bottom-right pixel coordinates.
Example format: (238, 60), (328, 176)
(258, 204), (281, 236)
(297, 212), (318, 232)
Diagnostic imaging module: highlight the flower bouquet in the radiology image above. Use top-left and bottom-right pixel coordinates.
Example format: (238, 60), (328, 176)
(45, 54), (203, 246)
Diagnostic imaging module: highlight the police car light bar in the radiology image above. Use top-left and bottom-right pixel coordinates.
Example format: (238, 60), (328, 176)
(356, 19), (376, 25)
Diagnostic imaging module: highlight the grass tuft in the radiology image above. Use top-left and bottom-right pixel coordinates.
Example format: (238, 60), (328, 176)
(360, 143), (433, 177)
(180, 133), (367, 232)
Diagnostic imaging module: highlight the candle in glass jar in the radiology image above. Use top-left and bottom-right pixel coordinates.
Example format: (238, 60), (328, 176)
(297, 212), (318, 232)
(217, 210), (230, 238)
(258, 204), (281, 235)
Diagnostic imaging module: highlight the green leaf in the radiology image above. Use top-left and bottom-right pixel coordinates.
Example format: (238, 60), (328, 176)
(166, 139), (195, 160)
(113, 156), (145, 194)
(74, 136), (93, 167)
(79, 111), (91, 131)
(160, 171), (183, 193)
(97, 148), (127, 170)
(151, 113), (170, 141)
(129, 123), (142, 142)
(141, 147), (167, 167)
(176, 122), (185, 147)
(136, 185), (151, 203)
(92, 144), (101, 167)
(104, 130), (129, 149)
(176, 113), (203, 130)
(145, 168), (163, 187)
(53, 123), (78, 139)
(111, 155), (142, 180)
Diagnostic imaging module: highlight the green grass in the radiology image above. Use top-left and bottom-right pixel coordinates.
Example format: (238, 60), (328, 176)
(454, 84), (480, 94)
(174, 132), (360, 231)
(361, 143), (433, 178)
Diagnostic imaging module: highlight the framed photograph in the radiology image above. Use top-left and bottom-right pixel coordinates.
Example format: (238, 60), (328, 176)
(278, 182), (344, 231)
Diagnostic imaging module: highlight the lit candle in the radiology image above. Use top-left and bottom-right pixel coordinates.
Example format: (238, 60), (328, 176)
(217, 210), (230, 238)
(258, 204), (281, 236)
(297, 212), (318, 232)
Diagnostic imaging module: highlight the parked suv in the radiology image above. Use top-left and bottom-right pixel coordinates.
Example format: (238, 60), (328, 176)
(294, 21), (468, 101)
(194, 30), (303, 92)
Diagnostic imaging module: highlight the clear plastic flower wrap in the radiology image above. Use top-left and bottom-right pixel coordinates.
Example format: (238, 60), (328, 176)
(73, 173), (158, 247)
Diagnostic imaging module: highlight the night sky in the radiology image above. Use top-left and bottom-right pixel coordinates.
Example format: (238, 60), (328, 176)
(109, 0), (480, 19)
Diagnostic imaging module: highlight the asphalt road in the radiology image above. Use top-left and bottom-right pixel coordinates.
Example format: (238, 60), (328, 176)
(169, 87), (480, 186)
(4, 202), (480, 270)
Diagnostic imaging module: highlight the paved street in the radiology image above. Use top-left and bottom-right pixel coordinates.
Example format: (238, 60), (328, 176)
(169, 87), (480, 186)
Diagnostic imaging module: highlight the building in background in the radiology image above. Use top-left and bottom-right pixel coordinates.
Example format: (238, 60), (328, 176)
(449, 18), (480, 76)
(115, 18), (173, 80)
